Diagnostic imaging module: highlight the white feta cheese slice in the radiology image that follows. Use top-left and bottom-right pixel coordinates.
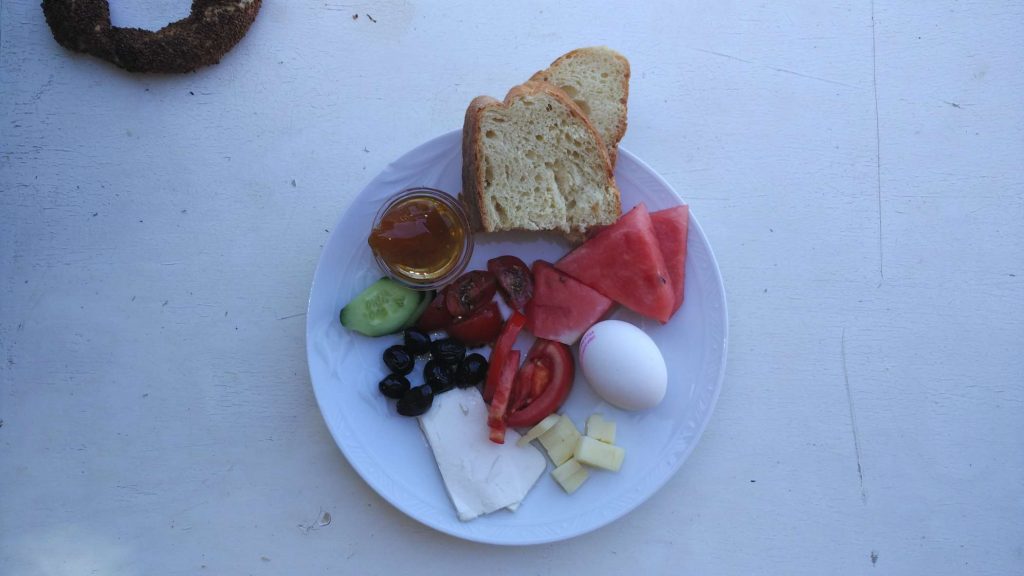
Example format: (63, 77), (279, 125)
(418, 387), (547, 521)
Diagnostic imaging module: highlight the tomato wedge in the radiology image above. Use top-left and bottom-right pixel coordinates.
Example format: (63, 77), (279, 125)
(509, 359), (535, 413)
(487, 350), (520, 444)
(416, 288), (453, 332)
(445, 270), (497, 318)
(506, 339), (574, 428)
(446, 301), (502, 347)
(511, 357), (551, 413)
(487, 255), (534, 314)
(482, 311), (526, 403)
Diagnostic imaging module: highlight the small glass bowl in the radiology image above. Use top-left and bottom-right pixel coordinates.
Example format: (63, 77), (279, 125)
(368, 187), (474, 291)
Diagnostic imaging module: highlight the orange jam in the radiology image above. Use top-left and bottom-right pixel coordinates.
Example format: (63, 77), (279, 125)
(368, 190), (471, 286)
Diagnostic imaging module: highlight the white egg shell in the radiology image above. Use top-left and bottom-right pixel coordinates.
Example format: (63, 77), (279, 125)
(578, 320), (668, 411)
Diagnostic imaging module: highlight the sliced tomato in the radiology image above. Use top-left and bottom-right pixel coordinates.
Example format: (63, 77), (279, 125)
(447, 301), (502, 347)
(509, 344), (556, 413)
(506, 339), (574, 428)
(509, 358), (536, 412)
(445, 270), (497, 318)
(487, 350), (520, 444)
(483, 311), (527, 403)
(415, 288), (453, 332)
(518, 361), (551, 411)
(487, 255), (534, 314)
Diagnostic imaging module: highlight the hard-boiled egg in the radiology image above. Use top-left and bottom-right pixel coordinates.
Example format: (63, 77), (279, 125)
(578, 320), (667, 411)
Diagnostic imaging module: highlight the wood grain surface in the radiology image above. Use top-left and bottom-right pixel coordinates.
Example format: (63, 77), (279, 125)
(2, 1), (1022, 574)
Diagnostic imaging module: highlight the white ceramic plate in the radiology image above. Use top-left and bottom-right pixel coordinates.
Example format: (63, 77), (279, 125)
(306, 130), (728, 545)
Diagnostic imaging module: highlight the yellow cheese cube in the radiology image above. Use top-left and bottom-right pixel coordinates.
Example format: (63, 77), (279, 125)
(551, 458), (589, 494)
(585, 414), (616, 444)
(538, 415), (581, 466)
(574, 435), (625, 472)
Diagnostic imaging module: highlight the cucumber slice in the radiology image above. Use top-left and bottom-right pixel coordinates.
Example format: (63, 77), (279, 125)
(340, 278), (424, 337)
(401, 289), (435, 329)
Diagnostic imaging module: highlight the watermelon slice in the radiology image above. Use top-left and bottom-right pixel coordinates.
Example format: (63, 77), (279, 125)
(526, 261), (614, 345)
(651, 205), (689, 316)
(555, 204), (675, 323)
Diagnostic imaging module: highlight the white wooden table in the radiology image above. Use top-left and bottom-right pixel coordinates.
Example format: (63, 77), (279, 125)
(2, 1), (1022, 574)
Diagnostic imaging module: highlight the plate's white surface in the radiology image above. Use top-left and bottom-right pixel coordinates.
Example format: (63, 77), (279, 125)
(306, 130), (728, 545)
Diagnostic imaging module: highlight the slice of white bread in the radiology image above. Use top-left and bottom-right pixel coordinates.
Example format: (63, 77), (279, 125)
(461, 81), (621, 241)
(530, 47), (630, 167)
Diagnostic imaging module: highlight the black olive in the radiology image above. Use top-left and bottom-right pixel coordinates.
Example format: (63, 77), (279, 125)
(424, 359), (454, 393)
(431, 338), (466, 366)
(403, 328), (431, 356)
(455, 353), (488, 388)
(397, 384), (434, 417)
(378, 373), (410, 399)
(383, 345), (414, 375)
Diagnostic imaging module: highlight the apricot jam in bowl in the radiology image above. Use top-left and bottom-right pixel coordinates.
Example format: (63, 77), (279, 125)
(368, 188), (473, 290)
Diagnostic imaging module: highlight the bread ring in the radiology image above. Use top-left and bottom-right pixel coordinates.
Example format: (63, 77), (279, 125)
(42, 0), (262, 73)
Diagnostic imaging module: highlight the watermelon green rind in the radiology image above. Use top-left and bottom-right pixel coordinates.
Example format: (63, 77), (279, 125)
(554, 203), (675, 323)
(651, 205), (689, 316)
(526, 260), (615, 345)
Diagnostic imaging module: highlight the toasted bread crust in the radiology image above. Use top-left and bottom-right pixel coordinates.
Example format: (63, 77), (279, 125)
(529, 47), (630, 167)
(509, 81), (617, 194)
(461, 81), (620, 241)
(460, 94), (500, 233)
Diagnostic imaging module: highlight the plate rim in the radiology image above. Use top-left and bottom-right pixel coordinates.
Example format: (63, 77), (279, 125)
(305, 129), (729, 545)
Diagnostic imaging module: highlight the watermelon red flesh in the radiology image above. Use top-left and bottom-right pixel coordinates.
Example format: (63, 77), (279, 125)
(526, 260), (614, 345)
(555, 203), (675, 323)
(651, 205), (689, 316)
